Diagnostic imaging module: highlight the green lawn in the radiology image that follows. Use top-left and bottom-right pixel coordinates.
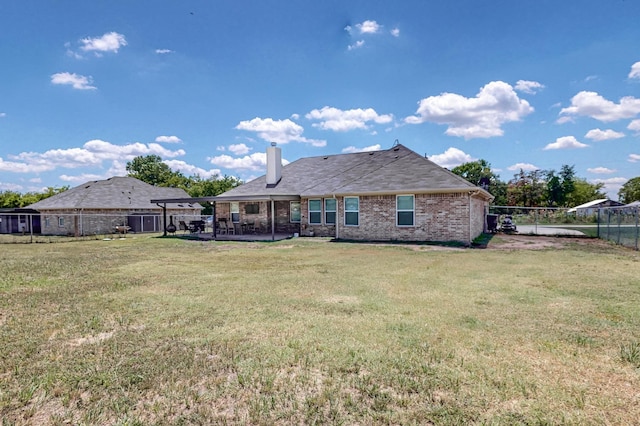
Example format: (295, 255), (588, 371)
(1, 236), (639, 425)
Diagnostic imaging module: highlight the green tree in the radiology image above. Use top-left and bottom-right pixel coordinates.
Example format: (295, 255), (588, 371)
(450, 159), (507, 205)
(0, 190), (22, 208)
(544, 165), (575, 207)
(507, 169), (545, 207)
(126, 155), (188, 187)
(565, 178), (606, 206)
(186, 174), (242, 215)
(618, 177), (640, 204)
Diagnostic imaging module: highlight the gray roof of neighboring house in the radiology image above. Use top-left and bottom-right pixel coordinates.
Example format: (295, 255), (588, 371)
(28, 176), (200, 210)
(215, 144), (492, 200)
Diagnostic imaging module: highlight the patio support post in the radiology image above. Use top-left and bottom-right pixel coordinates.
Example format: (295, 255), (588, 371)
(271, 199), (275, 241)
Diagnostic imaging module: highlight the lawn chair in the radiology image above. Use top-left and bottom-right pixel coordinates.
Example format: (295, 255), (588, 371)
(178, 220), (189, 233)
(218, 219), (236, 235)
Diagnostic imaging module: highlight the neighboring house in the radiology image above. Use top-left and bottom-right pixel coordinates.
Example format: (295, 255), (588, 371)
(0, 208), (41, 235)
(210, 143), (493, 244)
(567, 199), (624, 216)
(28, 176), (201, 236)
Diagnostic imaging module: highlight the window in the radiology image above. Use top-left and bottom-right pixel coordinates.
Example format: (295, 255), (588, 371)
(344, 197), (359, 226)
(244, 203), (259, 214)
(397, 195), (414, 226)
(58, 217), (65, 227)
(290, 201), (301, 223)
(324, 198), (336, 225)
(308, 199), (322, 224)
(230, 202), (240, 223)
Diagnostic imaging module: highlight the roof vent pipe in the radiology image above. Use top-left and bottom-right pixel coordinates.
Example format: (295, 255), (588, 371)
(266, 142), (282, 185)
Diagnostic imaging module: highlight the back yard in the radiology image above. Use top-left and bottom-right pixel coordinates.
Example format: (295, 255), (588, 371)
(1, 235), (639, 425)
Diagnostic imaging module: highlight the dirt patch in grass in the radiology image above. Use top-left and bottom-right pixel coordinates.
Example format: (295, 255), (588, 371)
(485, 234), (616, 251)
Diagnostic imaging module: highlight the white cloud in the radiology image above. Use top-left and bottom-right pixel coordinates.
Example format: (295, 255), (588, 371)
(1, 140), (185, 174)
(404, 81), (534, 139)
(587, 167), (616, 174)
(59, 173), (106, 183)
(208, 152), (267, 171)
(341, 144), (381, 153)
(348, 40), (365, 50)
(427, 147), (476, 169)
(584, 128), (625, 141)
(50, 72), (96, 90)
(228, 143), (251, 155)
(80, 32), (127, 54)
(558, 91), (640, 122)
(155, 135), (182, 144)
(155, 49), (173, 54)
(514, 80), (545, 94)
(0, 112), (6, 118)
(629, 154), (640, 163)
(629, 61), (640, 79)
(216, 146), (226, 151)
(306, 106), (393, 132)
(543, 136), (589, 150)
(356, 20), (381, 34)
(507, 163), (539, 172)
(235, 117), (326, 147)
(390, 28), (400, 37)
(163, 160), (221, 178)
(0, 181), (24, 191)
(591, 177), (627, 197)
(628, 119), (640, 133)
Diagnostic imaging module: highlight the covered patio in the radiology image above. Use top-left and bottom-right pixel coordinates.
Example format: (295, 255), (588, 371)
(150, 194), (301, 242)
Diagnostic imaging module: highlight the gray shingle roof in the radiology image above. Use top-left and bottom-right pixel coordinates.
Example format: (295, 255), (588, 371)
(216, 144), (491, 200)
(28, 176), (199, 210)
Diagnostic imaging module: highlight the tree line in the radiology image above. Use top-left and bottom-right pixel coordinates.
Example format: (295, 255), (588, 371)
(450, 159), (640, 206)
(1, 155), (639, 209)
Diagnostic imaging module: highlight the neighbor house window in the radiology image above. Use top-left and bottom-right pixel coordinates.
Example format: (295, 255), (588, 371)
(308, 199), (322, 225)
(324, 198), (336, 225)
(344, 197), (359, 226)
(58, 217), (64, 227)
(397, 195), (414, 226)
(44, 217), (50, 227)
(231, 202), (240, 223)
(290, 201), (301, 223)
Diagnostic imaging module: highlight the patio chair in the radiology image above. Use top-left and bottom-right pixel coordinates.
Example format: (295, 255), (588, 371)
(178, 220), (189, 233)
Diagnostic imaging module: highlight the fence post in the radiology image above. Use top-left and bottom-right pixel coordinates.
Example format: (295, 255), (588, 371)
(636, 207), (639, 251)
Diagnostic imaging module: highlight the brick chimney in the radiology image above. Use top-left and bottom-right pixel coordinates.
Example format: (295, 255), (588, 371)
(266, 142), (282, 186)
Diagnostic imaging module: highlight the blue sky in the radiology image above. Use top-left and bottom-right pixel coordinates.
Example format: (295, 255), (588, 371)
(1, 1), (639, 201)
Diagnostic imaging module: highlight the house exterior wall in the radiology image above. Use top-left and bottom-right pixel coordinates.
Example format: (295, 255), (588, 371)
(301, 192), (487, 244)
(38, 208), (198, 236)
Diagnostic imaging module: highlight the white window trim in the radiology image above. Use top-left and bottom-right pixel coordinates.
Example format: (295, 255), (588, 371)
(324, 198), (337, 225)
(58, 217), (65, 227)
(396, 194), (415, 227)
(290, 201), (301, 223)
(230, 202), (240, 223)
(308, 199), (322, 225)
(344, 196), (359, 227)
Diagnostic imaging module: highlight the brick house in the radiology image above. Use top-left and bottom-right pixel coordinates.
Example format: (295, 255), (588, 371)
(210, 143), (492, 245)
(28, 176), (200, 236)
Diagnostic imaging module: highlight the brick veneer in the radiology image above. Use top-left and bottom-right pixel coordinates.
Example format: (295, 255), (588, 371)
(300, 192), (488, 244)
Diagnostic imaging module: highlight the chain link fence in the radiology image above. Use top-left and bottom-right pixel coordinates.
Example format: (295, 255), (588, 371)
(488, 205), (639, 250)
(597, 205), (639, 250)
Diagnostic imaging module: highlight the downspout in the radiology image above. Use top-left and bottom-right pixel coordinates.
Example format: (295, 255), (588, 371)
(156, 203), (167, 236)
(468, 192), (472, 246)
